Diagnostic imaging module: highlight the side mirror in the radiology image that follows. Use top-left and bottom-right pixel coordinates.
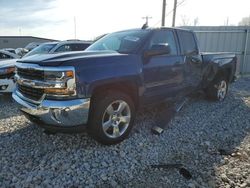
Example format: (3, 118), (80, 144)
(144, 44), (171, 57)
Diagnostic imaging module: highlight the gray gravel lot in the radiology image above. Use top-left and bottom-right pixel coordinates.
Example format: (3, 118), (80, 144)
(0, 78), (249, 188)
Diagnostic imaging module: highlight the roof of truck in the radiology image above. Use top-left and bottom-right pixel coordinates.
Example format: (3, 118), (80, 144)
(112, 27), (193, 34)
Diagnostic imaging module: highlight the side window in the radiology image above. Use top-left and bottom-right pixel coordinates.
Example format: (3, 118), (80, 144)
(70, 44), (89, 51)
(0, 52), (11, 59)
(178, 31), (198, 55)
(149, 30), (177, 55)
(55, 44), (72, 52)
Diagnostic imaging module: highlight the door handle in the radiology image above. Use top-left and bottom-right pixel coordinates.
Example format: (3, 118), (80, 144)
(191, 57), (201, 64)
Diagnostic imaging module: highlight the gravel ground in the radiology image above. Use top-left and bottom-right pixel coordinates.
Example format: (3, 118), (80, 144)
(0, 77), (249, 188)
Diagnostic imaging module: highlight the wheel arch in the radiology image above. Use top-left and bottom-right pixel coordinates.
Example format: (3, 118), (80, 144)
(89, 80), (140, 109)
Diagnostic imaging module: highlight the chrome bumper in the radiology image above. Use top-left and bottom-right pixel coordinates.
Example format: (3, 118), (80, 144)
(12, 90), (90, 126)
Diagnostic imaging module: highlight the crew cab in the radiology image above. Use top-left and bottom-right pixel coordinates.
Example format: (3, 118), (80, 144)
(12, 28), (236, 144)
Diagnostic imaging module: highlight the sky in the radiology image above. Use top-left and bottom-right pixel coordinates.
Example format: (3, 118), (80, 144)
(0, 0), (250, 40)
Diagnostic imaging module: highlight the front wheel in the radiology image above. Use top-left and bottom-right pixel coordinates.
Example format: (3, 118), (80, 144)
(206, 76), (228, 101)
(88, 91), (135, 145)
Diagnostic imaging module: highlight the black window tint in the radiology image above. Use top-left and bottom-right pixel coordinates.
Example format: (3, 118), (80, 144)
(178, 31), (197, 55)
(70, 44), (89, 51)
(55, 44), (72, 52)
(149, 30), (177, 55)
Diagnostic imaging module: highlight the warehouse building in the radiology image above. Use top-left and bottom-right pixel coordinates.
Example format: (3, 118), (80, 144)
(0, 36), (57, 49)
(182, 26), (250, 75)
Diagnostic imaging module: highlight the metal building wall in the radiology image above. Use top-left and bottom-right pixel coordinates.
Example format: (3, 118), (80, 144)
(183, 26), (250, 75)
(0, 36), (56, 49)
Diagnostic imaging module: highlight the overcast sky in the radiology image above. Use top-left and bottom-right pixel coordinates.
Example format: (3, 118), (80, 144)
(0, 0), (249, 40)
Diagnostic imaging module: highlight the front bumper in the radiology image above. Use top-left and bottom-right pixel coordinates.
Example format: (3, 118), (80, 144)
(0, 79), (15, 93)
(12, 90), (90, 127)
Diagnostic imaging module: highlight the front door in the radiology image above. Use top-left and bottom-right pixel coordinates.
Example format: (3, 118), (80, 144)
(142, 30), (185, 104)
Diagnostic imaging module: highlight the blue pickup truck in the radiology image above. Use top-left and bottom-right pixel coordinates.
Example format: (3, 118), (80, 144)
(13, 27), (236, 144)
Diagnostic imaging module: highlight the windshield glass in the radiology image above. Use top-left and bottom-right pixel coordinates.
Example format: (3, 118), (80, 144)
(86, 30), (150, 54)
(24, 43), (57, 57)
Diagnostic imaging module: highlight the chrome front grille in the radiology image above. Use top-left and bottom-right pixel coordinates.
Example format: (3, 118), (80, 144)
(16, 67), (45, 101)
(17, 67), (44, 81)
(15, 63), (76, 102)
(18, 84), (44, 101)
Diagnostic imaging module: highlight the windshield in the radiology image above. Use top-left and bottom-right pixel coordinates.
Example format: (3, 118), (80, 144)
(86, 30), (150, 54)
(24, 43), (57, 57)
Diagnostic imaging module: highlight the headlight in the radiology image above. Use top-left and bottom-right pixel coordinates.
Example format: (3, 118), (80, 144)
(0, 67), (15, 75)
(44, 70), (74, 81)
(43, 69), (76, 97)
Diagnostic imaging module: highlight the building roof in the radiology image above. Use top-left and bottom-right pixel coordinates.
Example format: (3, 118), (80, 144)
(0, 36), (58, 41)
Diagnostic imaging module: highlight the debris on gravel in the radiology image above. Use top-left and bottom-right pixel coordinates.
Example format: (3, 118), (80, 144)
(0, 77), (249, 187)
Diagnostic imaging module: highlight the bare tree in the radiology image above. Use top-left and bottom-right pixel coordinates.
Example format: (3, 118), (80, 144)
(180, 15), (190, 26)
(193, 17), (199, 26)
(238, 16), (250, 26)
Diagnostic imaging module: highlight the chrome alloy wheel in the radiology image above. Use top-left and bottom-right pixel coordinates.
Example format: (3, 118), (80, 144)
(102, 100), (131, 139)
(217, 80), (227, 101)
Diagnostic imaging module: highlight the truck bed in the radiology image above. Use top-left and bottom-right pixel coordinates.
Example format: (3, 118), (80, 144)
(200, 52), (237, 87)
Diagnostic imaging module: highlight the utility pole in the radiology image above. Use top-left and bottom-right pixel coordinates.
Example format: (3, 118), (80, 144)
(172, 0), (177, 27)
(142, 16), (152, 26)
(161, 0), (166, 26)
(74, 16), (77, 39)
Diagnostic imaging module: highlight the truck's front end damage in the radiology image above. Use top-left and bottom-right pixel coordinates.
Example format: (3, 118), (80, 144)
(12, 63), (90, 128)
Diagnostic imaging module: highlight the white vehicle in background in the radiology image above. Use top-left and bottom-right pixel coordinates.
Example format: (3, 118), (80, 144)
(24, 42), (42, 52)
(2, 48), (16, 54)
(0, 59), (16, 93)
(15, 48), (29, 57)
(0, 40), (92, 93)
(0, 50), (20, 61)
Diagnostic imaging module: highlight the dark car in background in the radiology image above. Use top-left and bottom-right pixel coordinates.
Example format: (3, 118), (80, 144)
(24, 40), (92, 57)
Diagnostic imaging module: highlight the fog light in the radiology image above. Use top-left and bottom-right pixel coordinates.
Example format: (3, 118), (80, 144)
(0, 85), (8, 90)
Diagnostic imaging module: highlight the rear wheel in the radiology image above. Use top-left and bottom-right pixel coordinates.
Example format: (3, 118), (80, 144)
(88, 91), (135, 145)
(206, 76), (228, 101)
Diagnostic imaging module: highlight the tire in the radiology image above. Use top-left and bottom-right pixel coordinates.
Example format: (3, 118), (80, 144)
(206, 75), (228, 101)
(88, 90), (135, 145)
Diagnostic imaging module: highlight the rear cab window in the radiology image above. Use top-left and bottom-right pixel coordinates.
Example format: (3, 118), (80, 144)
(177, 30), (198, 55)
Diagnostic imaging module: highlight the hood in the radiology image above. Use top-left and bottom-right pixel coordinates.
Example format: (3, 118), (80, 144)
(0, 59), (18, 69)
(17, 50), (124, 66)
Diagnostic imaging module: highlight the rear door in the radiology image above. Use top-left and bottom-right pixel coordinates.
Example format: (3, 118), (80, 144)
(142, 29), (185, 104)
(176, 30), (203, 91)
